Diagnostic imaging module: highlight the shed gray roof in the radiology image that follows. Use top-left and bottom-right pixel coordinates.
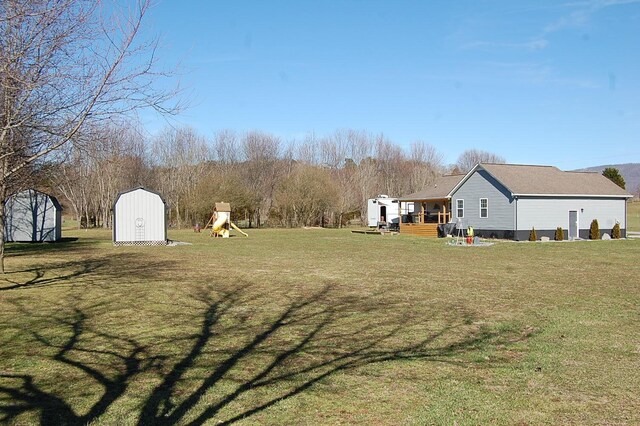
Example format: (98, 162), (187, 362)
(398, 174), (466, 201)
(469, 163), (633, 197)
(6, 189), (63, 211)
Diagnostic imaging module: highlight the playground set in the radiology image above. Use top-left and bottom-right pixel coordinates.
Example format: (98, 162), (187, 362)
(204, 202), (248, 238)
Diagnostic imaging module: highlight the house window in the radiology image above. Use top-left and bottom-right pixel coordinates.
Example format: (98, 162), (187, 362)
(456, 199), (464, 218)
(480, 198), (488, 218)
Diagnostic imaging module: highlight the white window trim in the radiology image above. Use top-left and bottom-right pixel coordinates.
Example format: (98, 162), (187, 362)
(457, 199), (464, 219)
(479, 198), (488, 218)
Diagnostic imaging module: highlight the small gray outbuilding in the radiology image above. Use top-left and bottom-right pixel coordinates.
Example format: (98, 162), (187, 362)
(4, 189), (63, 242)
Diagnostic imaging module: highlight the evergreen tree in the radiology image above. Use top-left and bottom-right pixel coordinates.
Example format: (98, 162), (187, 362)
(590, 219), (600, 240)
(602, 168), (626, 189)
(612, 223), (621, 239)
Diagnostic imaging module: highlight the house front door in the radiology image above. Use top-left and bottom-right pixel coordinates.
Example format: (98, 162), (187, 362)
(568, 210), (578, 240)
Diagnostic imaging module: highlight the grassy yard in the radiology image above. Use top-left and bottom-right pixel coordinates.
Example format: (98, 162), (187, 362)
(627, 201), (640, 232)
(1, 228), (639, 425)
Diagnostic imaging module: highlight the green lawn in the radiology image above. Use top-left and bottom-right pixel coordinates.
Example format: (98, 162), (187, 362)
(627, 201), (640, 232)
(1, 228), (639, 425)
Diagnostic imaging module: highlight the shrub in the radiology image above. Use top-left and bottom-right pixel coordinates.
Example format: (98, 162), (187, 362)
(589, 219), (600, 240)
(555, 227), (564, 241)
(612, 222), (621, 239)
(529, 227), (537, 241)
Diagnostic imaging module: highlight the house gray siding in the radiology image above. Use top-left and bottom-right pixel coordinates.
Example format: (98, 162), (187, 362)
(442, 164), (631, 240)
(516, 197), (627, 239)
(451, 169), (515, 237)
(5, 190), (62, 242)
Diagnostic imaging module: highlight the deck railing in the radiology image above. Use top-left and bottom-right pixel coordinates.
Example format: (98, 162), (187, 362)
(403, 211), (451, 225)
(437, 211), (451, 224)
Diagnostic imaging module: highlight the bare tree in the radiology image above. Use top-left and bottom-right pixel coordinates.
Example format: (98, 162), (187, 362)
(314, 129), (378, 227)
(407, 140), (444, 193)
(55, 146), (93, 228)
(212, 129), (239, 166)
(320, 131), (349, 169)
(271, 165), (337, 227)
(54, 121), (149, 229)
(239, 131), (281, 227)
(295, 132), (321, 165)
(187, 164), (258, 226)
(152, 126), (208, 228)
(455, 149), (506, 172)
(92, 123), (149, 227)
(0, 0), (179, 272)
(375, 134), (406, 196)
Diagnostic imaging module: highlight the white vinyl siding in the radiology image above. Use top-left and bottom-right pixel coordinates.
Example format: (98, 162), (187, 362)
(114, 189), (166, 243)
(480, 198), (488, 218)
(5, 190), (62, 242)
(456, 199), (464, 218)
(516, 197), (626, 232)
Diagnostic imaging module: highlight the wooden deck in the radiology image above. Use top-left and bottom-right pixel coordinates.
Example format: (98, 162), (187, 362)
(400, 223), (439, 237)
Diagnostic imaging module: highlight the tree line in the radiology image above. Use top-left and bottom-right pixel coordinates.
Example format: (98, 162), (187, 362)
(52, 123), (506, 229)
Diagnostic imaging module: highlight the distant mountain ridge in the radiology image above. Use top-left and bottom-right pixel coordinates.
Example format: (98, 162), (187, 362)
(573, 163), (640, 195)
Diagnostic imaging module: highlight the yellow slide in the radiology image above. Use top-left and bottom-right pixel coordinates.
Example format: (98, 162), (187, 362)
(212, 212), (230, 238)
(231, 222), (248, 237)
(211, 211), (248, 237)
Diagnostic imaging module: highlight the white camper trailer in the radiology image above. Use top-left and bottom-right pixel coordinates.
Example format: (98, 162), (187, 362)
(367, 195), (402, 228)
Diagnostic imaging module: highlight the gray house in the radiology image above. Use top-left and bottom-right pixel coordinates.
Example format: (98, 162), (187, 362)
(4, 189), (63, 242)
(399, 164), (632, 240)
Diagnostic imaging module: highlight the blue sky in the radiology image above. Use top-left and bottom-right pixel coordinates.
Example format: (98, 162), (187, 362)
(144, 0), (640, 169)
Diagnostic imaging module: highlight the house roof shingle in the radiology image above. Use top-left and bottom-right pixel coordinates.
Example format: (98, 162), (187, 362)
(215, 202), (231, 212)
(398, 174), (465, 201)
(399, 163), (632, 201)
(478, 163), (632, 197)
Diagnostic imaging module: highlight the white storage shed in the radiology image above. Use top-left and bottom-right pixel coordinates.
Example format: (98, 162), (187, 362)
(4, 189), (62, 242)
(113, 187), (167, 245)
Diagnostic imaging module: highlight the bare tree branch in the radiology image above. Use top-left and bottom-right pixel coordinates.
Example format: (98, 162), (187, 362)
(0, 0), (181, 272)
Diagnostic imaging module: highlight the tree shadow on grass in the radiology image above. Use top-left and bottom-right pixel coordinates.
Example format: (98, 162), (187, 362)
(0, 252), (179, 292)
(0, 284), (535, 425)
(0, 307), (163, 425)
(4, 238), (85, 258)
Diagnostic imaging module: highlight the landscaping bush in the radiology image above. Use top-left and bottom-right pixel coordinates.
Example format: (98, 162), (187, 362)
(589, 219), (600, 240)
(529, 227), (537, 241)
(555, 227), (564, 241)
(612, 223), (621, 239)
